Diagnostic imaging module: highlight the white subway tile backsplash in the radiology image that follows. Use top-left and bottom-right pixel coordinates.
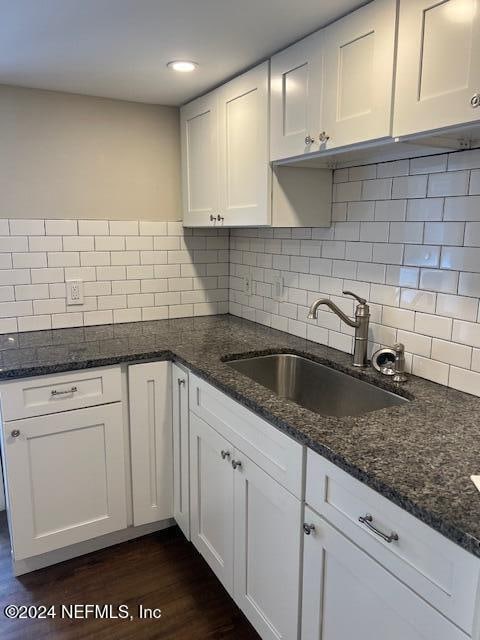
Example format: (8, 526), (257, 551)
(440, 246), (480, 272)
(444, 196), (480, 221)
(392, 175), (427, 199)
(424, 222), (465, 246)
(404, 245), (440, 267)
(409, 154), (447, 175)
(362, 178), (392, 201)
(436, 293), (478, 321)
(427, 171), (469, 197)
(406, 198), (443, 221)
(0, 218), (227, 335)
(419, 269), (458, 294)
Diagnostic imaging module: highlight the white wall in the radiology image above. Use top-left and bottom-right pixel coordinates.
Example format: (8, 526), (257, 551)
(0, 85), (181, 221)
(230, 149), (480, 397)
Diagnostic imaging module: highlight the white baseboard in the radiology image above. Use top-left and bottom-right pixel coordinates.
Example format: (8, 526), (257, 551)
(12, 518), (175, 576)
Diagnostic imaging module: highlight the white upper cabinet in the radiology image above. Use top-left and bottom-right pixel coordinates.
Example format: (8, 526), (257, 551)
(322, 0), (397, 150)
(181, 62), (270, 228)
(270, 32), (324, 161)
(181, 91), (219, 227)
(218, 62), (271, 226)
(394, 0), (480, 137)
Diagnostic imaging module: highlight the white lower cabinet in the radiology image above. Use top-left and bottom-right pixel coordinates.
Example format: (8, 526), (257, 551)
(189, 376), (302, 640)
(2, 403), (127, 561)
(129, 361), (173, 526)
(234, 451), (302, 640)
(172, 362), (190, 539)
(301, 507), (468, 640)
(190, 412), (235, 593)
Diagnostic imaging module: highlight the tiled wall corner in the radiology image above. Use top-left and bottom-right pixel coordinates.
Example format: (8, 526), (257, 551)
(229, 148), (480, 398)
(0, 219), (229, 333)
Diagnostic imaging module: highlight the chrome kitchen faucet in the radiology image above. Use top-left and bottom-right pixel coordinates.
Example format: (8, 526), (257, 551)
(307, 291), (370, 368)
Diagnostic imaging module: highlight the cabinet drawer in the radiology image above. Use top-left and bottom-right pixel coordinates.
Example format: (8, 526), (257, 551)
(0, 366), (122, 421)
(306, 450), (480, 634)
(190, 374), (304, 498)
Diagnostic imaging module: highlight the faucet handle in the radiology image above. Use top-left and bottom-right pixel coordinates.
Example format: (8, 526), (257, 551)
(343, 290), (367, 305)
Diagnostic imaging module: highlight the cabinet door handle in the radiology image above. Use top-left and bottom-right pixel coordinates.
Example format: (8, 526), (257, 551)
(51, 386), (78, 397)
(231, 459), (242, 470)
(359, 514), (398, 543)
(178, 378), (186, 386)
(217, 214), (224, 223)
(303, 523), (315, 535)
(304, 135), (316, 146)
(319, 131), (330, 143)
(10, 429), (20, 438)
(471, 93), (480, 109)
(220, 450), (231, 460)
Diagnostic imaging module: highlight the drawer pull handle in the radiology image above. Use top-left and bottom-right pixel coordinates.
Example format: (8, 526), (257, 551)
(359, 514), (399, 543)
(51, 386), (78, 397)
(220, 450), (231, 460)
(303, 523), (315, 535)
(10, 429), (20, 438)
(231, 459), (242, 470)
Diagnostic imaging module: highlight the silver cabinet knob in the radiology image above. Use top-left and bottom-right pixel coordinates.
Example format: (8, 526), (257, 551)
(303, 523), (315, 535)
(11, 429), (20, 438)
(209, 214), (216, 222)
(471, 93), (480, 108)
(319, 131), (330, 143)
(177, 378), (186, 386)
(231, 459), (242, 470)
(221, 450), (231, 460)
(304, 135), (316, 146)
(217, 214), (224, 223)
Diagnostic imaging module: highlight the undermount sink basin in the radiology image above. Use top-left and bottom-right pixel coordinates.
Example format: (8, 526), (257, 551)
(226, 353), (408, 418)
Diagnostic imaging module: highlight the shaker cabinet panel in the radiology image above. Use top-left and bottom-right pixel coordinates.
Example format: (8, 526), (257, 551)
(322, 0), (396, 149)
(270, 32), (324, 160)
(218, 61), (271, 226)
(301, 509), (468, 640)
(189, 412), (235, 594)
(172, 362), (190, 539)
(129, 361), (173, 527)
(394, 0), (480, 137)
(233, 452), (301, 640)
(181, 91), (219, 227)
(2, 403), (127, 561)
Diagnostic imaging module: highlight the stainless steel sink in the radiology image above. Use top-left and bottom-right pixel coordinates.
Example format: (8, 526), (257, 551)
(226, 353), (409, 417)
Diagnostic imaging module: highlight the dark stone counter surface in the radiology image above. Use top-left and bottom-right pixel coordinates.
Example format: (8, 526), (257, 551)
(0, 314), (479, 558)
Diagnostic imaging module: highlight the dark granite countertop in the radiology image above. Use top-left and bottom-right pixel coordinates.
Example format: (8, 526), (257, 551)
(0, 314), (479, 559)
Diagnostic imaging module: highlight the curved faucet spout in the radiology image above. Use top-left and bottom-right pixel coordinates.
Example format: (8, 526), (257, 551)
(307, 298), (359, 328)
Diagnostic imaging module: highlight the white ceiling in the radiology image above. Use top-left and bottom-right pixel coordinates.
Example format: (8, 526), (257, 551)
(0, 0), (366, 106)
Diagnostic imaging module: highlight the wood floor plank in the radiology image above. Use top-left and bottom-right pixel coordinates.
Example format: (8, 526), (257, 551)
(0, 514), (259, 639)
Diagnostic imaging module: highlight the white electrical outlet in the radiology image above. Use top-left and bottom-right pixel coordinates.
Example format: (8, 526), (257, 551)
(244, 272), (252, 295)
(272, 273), (285, 301)
(66, 279), (84, 305)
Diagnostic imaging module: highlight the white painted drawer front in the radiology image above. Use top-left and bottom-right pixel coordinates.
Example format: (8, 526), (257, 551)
(0, 366), (122, 421)
(189, 374), (304, 498)
(2, 403), (127, 560)
(306, 450), (480, 634)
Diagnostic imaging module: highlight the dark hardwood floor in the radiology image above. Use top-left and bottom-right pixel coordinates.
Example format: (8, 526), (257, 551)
(0, 513), (259, 639)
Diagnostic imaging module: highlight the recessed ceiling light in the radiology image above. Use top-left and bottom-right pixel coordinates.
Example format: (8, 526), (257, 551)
(167, 60), (198, 72)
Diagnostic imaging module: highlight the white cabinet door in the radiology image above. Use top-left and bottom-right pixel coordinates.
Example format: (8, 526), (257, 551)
(270, 32), (324, 161)
(301, 508), (468, 640)
(172, 363), (190, 539)
(2, 404), (127, 561)
(322, 0), (396, 149)
(218, 62), (271, 226)
(181, 91), (219, 227)
(129, 361), (173, 527)
(394, 0), (480, 137)
(189, 412), (234, 594)
(233, 452), (302, 640)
